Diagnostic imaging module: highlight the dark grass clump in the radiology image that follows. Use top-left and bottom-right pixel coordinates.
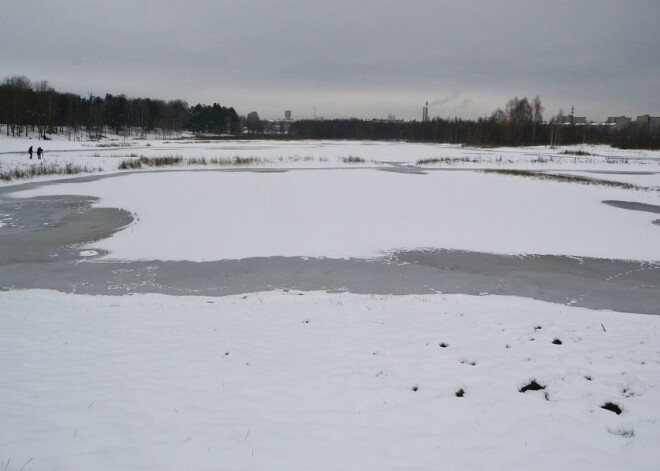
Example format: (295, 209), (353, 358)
(552, 338), (563, 345)
(480, 169), (647, 191)
(139, 155), (183, 167)
(118, 159), (142, 170)
(519, 379), (546, 393)
(601, 401), (623, 415)
(120, 155), (267, 169)
(186, 156), (263, 166)
(411, 385), (419, 392)
(439, 342), (449, 348)
(1, 163), (102, 181)
(118, 155), (183, 169)
(416, 157), (473, 165)
(561, 150), (594, 156)
(342, 155), (365, 164)
(233, 156), (262, 166)
(455, 388), (465, 397)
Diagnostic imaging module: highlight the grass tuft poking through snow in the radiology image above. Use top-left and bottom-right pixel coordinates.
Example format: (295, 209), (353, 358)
(561, 150), (596, 157)
(519, 379), (546, 393)
(552, 338), (563, 345)
(342, 155), (366, 163)
(118, 155), (269, 169)
(455, 388), (465, 398)
(601, 401), (623, 415)
(416, 157), (475, 165)
(481, 169), (650, 190)
(0, 162), (102, 181)
(609, 427), (635, 438)
(118, 155), (183, 169)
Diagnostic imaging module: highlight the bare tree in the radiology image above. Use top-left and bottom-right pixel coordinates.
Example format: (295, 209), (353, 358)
(532, 95), (543, 144)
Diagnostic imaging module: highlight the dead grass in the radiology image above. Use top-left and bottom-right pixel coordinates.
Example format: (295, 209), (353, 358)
(481, 169), (649, 190)
(416, 157), (476, 165)
(118, 155), (268, 169)
(1, 162), (102, 182)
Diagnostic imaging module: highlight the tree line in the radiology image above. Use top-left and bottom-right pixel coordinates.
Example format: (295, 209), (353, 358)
(290, 96), (659, 149)
(0, 75), (240, 139)
(2, 76), (657, 148)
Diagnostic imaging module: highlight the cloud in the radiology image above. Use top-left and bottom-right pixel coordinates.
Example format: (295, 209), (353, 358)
(1, 0), (659, 120)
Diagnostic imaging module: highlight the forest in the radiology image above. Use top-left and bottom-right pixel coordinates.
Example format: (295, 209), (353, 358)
(0, 75), (240, 139)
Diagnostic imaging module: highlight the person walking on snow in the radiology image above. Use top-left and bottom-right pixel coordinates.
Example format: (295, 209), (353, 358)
(28, 145), (33, 159)
(36, 147), (43, 160)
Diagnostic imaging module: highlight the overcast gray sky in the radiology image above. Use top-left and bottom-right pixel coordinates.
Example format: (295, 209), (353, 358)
(1, 0), (658, 121)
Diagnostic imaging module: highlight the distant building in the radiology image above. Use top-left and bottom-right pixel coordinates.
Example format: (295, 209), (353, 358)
(636, 115), (660, 132)
(559, 115), (587, 125)
(372, 114), (404, 124)
(260, 110), (294, 134)
(607, 116), (632, 130)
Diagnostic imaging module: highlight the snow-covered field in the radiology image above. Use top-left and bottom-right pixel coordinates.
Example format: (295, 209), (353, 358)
(1, 135), (660, 470)
(2, 290), (659, 471)
(2, 133), (660, 182)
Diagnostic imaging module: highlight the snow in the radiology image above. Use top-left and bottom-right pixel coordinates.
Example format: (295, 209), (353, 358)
(1, 289), (659, 471)
(10, 168), (660, 261)
(2, 134), (660, 188)
(2, 135), (660, 470)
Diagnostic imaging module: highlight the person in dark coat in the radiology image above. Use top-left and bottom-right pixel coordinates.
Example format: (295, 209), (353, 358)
(28, 146), (33, 159)
(37, 147), (43, 159)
